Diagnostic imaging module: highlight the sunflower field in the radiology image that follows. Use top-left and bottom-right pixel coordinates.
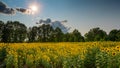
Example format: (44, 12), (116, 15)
(0, 42), (120, 68)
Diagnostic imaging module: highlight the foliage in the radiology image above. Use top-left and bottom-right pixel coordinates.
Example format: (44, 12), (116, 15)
(0, 20), (120, 42)
(1, 21), (27, 43)
(108, 29), (120, 41)
(84, 27), (107, 41)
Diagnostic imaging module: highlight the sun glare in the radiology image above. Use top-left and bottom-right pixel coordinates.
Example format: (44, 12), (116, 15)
(30, 5), (38, 12)
(28, 2), (42, 15)
(29, 4), (39, 14)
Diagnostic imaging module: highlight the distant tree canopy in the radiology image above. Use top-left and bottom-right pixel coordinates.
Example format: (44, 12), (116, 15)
(84, 27), (107, 41)
(1, 21), (27, 42)
(108, 29), (120, 41)
(0, 20), (120, 42)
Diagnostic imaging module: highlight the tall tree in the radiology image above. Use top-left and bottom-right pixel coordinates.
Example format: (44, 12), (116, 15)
(108, 29), (119, 41)
(84, 27), (107, 41)
(53, 27), (63, 42)
(2, 21), (27, 42)
(0, 21), (4, 42)
(2, 21), (13, 42)
(116, 30), (120, 41)
(73, 29), (84, 42)
(28, 26), (38, 42)
(37, 24), (54, 42)
(62, 33), (70, 42)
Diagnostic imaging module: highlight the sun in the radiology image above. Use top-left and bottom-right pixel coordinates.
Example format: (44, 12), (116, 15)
(28, 2), (42, 15)
(29, 4), (39, 14)
(30, 5), (38, 12)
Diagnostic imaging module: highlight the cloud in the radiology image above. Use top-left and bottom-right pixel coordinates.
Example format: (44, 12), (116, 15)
(0, 1), (32, 15)
(0, 1), (15, 15)
(0, 1), (6, 8)
(37, 18), (70, 33)
(16, 8), (31, 14)
(39, 18), (51, 24)
(61, 20), (67, 23)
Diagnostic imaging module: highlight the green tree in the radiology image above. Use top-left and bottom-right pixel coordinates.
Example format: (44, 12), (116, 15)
(62, 33), (70, 42)
(53, 27), (63, 42)
(72, 29), (84, 42)
(0, 21), (4, 42)
(28, 26), (38, 42)
(108, 29), (119, 41)
(68, 33), (74, 42)
(116, 30), (120, 41)
(94, 30), (107, 41)
(84, 27), (107, 41)
(108, 29), (117, 41)
(2, 21), (13, 42)
(12, 21), (27, 42)
(37, 24), (54, 42)
(2, 21), (27, 42)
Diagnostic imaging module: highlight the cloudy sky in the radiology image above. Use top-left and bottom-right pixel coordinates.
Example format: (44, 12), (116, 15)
(0, 0), (120, 35)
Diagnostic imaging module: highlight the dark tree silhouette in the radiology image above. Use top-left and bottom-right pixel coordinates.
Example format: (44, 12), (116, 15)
(0, 20), (120, 42)
(0, 21), (4, 42)
(1, 21), (27, 43)
(72, 29), (84, 42)
(53, 27), (64, 42)
(28, 26), (38, 42)
(108, 29), (120, 41)
(84, 27), (107, 41)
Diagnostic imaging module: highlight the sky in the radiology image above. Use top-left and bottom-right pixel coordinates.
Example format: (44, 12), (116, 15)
(0, 0), (120, 35)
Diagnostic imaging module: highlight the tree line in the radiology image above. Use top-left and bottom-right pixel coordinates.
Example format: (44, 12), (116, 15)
(0, 20), (120, 43)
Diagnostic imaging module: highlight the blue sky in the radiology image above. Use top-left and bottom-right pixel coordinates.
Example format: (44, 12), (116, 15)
(0, 0), (120, 35)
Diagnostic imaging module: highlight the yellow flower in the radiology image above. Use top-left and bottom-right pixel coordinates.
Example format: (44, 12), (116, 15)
(112, 52), (116, 56)
(43, 55), (50, 62)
